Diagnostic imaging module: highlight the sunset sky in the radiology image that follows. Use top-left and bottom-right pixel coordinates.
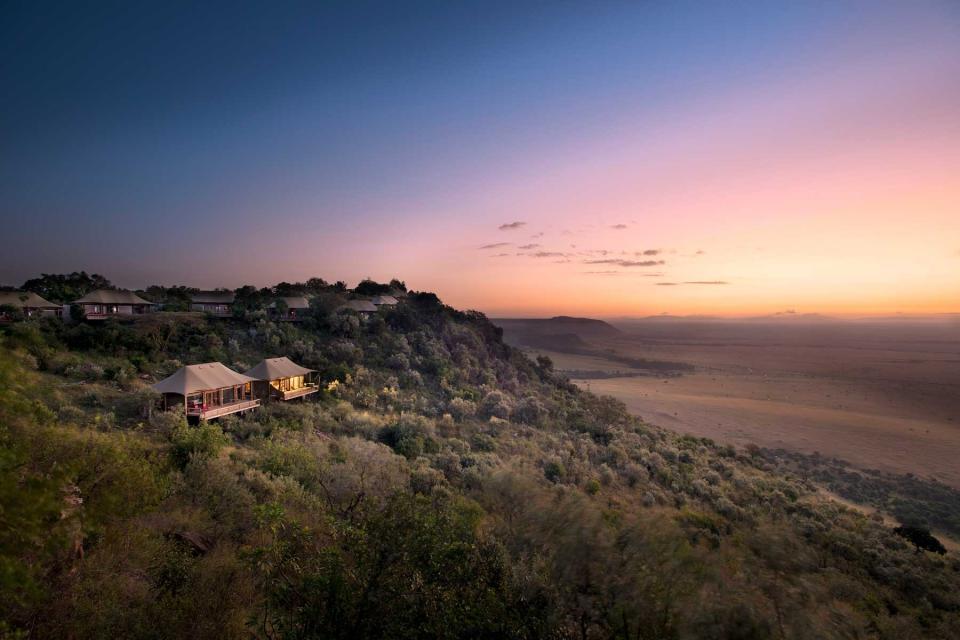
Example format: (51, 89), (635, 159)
(1, 1), (958, 317)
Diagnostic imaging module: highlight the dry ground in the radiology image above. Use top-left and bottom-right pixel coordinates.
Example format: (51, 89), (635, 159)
(532, 319), (960, 487)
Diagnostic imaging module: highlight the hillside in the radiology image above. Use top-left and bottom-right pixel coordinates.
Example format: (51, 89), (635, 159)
(2, 287), (960, 639)
(495, 316), (621, 342)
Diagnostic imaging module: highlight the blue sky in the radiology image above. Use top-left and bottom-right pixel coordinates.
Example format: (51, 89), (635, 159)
(2, 1), (958, 315)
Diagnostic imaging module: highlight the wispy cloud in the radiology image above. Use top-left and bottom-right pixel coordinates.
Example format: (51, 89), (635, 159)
(656, 280), (729, 286)
(584, 270), (621, 275)
(518, 243), (540, 250)
(635, 249), (660, 256)
(499, 221), (526, 231)
(611, 224), (628, 230)
(695, 249), (705, 255)
(584, 259), (665, 267)
(533, 251), (566, 258)
(479, 242), (511, 249)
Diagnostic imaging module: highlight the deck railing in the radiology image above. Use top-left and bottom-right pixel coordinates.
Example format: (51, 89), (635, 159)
(280, 384), (319, 401)
(187, 398), (260, 420)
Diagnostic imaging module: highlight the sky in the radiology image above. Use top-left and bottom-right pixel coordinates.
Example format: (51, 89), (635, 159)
(1, 0), (958, 317)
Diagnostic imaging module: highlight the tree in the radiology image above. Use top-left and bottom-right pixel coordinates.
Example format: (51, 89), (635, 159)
(21, 271), (113, 303)
(536, 355), (554, 372)
(893, 526), (947, 554)
(354, 279), (391, 296)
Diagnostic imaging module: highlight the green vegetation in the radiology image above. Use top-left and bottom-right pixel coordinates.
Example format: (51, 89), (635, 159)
(758, 447), (960, 539)
(1, 279), (959, 638)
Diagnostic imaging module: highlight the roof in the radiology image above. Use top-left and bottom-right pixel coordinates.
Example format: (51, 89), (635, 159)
(372, 295), (398, 306)
(0, 291), (60, 309)
(151, 362), (257, 395)
(73, 289), (153, 305)
(244, 357), (314, 381)
(269, 296), (310, 310)
(338, 300), (378, 313)
(190, 291), (236, 304)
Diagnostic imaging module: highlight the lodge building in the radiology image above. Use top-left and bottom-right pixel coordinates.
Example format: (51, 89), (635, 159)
(0, 291), (62, 320)
(72, 289), (155, 319)
(245, 357), (318, 401)
(152, 362), (260, 421)
(190, 291), (235, 317)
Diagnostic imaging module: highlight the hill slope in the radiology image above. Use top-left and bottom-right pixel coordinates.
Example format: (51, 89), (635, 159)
(1, 291), (959, 639)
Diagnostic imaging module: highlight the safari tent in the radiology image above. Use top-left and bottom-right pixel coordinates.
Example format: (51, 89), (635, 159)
(152, 362), (260, 420)
(337, 299), (378, 315)
(244, 357), (318, 401)
(190, 291), (235, 317)
(72, 289), (155, 319)
(269, 296), (310, 322)
(0, 291), (62, 320)
(371, 295), (398, 307)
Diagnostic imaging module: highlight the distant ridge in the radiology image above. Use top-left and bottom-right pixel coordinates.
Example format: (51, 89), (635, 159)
(743, 312), (837, 322)
(493, 316), (621, 339)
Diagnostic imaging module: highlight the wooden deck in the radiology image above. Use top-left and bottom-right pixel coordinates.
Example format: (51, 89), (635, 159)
(280, 385), (318, 401)
(187, 398), (260, 420)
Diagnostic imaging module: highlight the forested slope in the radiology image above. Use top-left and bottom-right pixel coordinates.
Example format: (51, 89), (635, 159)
(2, 289), (959, 639)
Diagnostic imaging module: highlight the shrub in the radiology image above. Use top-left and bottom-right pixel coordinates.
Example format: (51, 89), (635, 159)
(169, 422), (228, 469)
(478, 391), (512, 420)
(511, 396), (545, 425)
(544, 459), (566, 484)
(378, 414), (437, 459)
(447, 397), (476, 421)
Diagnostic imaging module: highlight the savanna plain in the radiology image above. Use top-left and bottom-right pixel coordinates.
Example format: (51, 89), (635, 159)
(499, 317), (960, 488)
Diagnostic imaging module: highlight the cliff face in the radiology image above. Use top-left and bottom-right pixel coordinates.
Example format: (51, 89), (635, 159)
(1, 292), (958, 639)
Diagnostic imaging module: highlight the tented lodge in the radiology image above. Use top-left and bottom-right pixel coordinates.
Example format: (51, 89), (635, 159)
(245, 357), (318, 401)
(152, 362), (260, 421)
(0, 291), (62, 320)
(190, 291), (235, 317)
(268, 296), (310, 322)
(72, 289), (155, 319)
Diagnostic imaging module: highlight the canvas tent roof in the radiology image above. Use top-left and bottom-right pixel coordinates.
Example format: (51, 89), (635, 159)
(151, 362), (257, 395)
(371, 295), (398, 306)
(244, 357), (314, 381)
(191, 291), (236, 304)
(0, 291), (60, 309)
(338, 300), (377, 313)
(73, 289), (153, 305)
(269, 296), (310, 310)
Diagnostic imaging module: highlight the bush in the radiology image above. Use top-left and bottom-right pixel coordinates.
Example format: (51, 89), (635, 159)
(378, 414), (437, 459)
(447, 397), (476, 421)
(478, 391), (512, 420)
(544, 459), (566, 483)
(511, 396), (545, 425)
(169, 422), (228, 469)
